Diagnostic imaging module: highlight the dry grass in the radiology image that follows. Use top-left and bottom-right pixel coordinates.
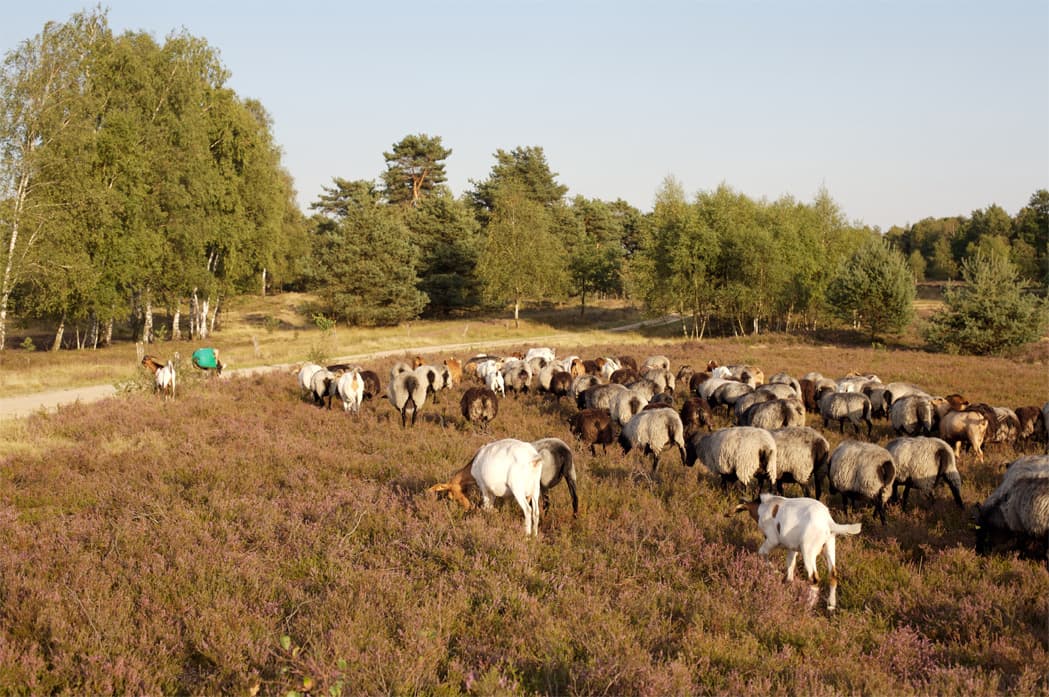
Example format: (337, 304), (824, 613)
(0, 333), (1046, 695)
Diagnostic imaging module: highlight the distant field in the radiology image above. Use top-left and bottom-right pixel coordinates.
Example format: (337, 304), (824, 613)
(0, 321), (1045, 695)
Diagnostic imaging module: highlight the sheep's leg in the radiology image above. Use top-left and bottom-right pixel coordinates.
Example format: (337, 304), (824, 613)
(784, 550), (799, 582)
(901, 481), (913, 511)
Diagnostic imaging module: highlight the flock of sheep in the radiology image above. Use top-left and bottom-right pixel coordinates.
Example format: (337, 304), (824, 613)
(283, 347), (1049, 611)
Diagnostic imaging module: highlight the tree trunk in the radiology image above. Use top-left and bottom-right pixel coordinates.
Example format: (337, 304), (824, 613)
(261, 267), (267, 297)
(580, 291), (586, 317)
(209, 295), (219, 334)
(171, 305), (182, 341)
(513, 298), (520, 329)
(103, 318), (113, 347)
(0, 169), (33, 352)
(143, 297), (154, 344)
(198, 296), (210, 340)
(87, 315), (98, 350)
(51, 314), (65, 351)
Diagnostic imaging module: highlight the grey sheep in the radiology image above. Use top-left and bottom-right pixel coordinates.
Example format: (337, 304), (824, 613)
(500, 360), (533, 396)
(626, 378), (661, 404)
(742, 397), (806, 430)
(826, 440), (896, 524)
(885, 436), (963, 510)
(584, 383), (629, 412)
(733, 390), (777, 424)
(818, 389), (873, 437)
(975, 455), (1049, 561)
(756, 382), (799, 401)
(685, 426), (777, 492)
(460, 386), (498, 432)
(531, 437), (580, 516)
(641, 367), (675, 395)
(766, 372), (801, 397)
(618, 408), (687, 473)
(711, 381), (755, 413)
(769, 426), (829, 498)
(309, 368), (338, 408)
(570, 374), (602, 408)
(387, 370), (428, 427)
(883, 382), (930, 407)
(641, 355), (671, 372)
(611, 389), (646, 427)
(890, 395), (936, 436)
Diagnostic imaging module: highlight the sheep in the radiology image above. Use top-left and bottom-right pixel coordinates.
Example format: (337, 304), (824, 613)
(309, 368), (338, 408)
(443, 358), (462, 388)
(547, 371), (573, 402)
(685, 426), (777, 492)
(625, 378), (661, 404)
(618, 408), (687, 473)
(599, 356), (623, 380)
(297, 362), (323, 396)
(675, 364), (695, 389)
(428, 439), (544, 536)
(695, 376), (732, 402)
(756, 382), (799, 401)
(390, 360), (413, 377)
(867, 387), (889, 419)
(336, 369), (365, 415)
(818, 389), (873, 437)
(688, 371), (712, 397)
(524, 347), (555, 364)
(610, 389), (646, 428)
(617, 355), (638, 371)
(798, 378), (820, 412)
(570, 374), (602, 408)
(937, 396), (993, 462)
(734, 493), (862, 611)
(836, 374), (880, 394)
(500, 360), (533, 396)
(680, 397), (714, 437)
(885, 436), (963, 510)
(890, 395), (936, 437)
(610, 367), (641, 385)
(531, 437), (579, 516)
(710, 380), (755, 414)
(568, 408), (617, 456)
(641, 367), (675, 395)
(460, 386), (499, 432)
(722, 364), (764, 386)
(583, 383), (629, 412)
(989, 406), (1020, 447)
(581, 359), (602, 375)
(883, 382), (930, 407)
(387, 370), (428, 427)
(769, 427), (830, 498)
(975, 455), (1049, 561)
(641, 355), (671, 372)
(485, 368), (506, 398)
(767, 372), (801, 397)
(826, 441), (896, 524)
(733, 390), (777, 424)
(742, 398), (806, 430)
(413, 364), (451, 404)
(537, 362), (560, 392)
(1014, 405), (1047, 447)
(154, 360), (176, 400)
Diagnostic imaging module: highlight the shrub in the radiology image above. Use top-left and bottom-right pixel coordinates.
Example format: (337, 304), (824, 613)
(826, 237), (915, 341)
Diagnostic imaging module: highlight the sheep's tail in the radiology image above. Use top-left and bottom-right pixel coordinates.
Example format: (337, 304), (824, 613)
(830, 521), (862, 537)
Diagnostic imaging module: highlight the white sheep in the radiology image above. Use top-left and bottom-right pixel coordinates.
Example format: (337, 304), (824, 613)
(428, 438), (544, 536)
(618, 408), (687, 473)
(685, 426), (778, 492)
(387, 370), (428, 427)
(882, 382), (930, 407)
(889, 395), (935, 436)
(583, 383), (628, 411)
(885, 436), (963, 509)
(641, 355), (671, 372)
(413, 363), (451, 404)
(297, 362), (323, 395)
(309, 368), (337, 408)
(735, 493), (862, 611)
(524, 347), (556, 364)
(827, 440), (896, 524)
(610, 389), (646, 427)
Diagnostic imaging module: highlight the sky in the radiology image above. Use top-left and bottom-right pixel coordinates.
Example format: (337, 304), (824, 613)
(2, 1), (1047, 230)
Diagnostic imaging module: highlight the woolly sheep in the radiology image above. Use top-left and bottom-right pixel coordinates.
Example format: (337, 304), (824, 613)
(1014, 405), (1046, 446)
(359, 369), (381, 401)
(531, 437), (579, 516)
(675, 364), (695, 389)
(584, 383), (629, 412)
(460, 386), (499, 432)
(413, 364), (451, 404)
(685, 426), (777, 492)
(767, 372), (801, 398)
(989, 407), (1020, 446)
(735, 493), (862, 611)
(756, 382), (799, 401)
(836, 374), (880, 394)
(742, 398), (806, 430)
(626, 378), (661, 404)
(568, 408), (617, 455)
(641, 367), (675, 395)
(537, 362), (559, 392)
(818, 390), (873, 437)
(387, 370), (428, 427)
(975, 455), (1049, 561)
(885, 436), (963, 510)
(570, 374), (602, 407)
(883, 382), (930, 407)
(938, 405), (991, 462)
(769, 427), (830, 499)
(618, 408), (687, 473)
(500, 360), (533, 396)
(641, 355), (671, 372)
(547, 371), (573, 402)
(611, 389), (647, 428)
(310, 368), (338, 408)
(599, 356), (623, 380)
(297, 362), (323, 395)
(711, 381), (755, 413)
(733, 390), (777, 425)
(428, 439), (544, 536)
(524, 347), (555, 364)
(610, 367), (641, 385)
(826, 441), (896, 524)
(890, 395), (936, 437)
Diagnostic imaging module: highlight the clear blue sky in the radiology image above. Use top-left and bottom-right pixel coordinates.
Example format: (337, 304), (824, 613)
(4, 1), (1047, 230)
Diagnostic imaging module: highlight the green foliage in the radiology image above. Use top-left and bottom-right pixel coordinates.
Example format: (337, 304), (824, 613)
(380, 133), (451, 207)
(19, 337), (35, 352)
(924, 252), (1048, 355)
(827, 236), (915, 340)
(469, 145), (568, 223)
(406, 189), (481, 316)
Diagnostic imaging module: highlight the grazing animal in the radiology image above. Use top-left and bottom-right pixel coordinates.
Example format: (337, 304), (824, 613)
(358, 370), (381, 401)
(1014, 405), (1046, 447)
(414, 364), (451, 404)
(885, 436), (963, 509)
(685, 426), (777, 493)
(583, 383), (628, 412)
(742, 397), (805, 430)
(531, 437), (580, 516)
(154, 360), (176, 400)
(387, 370), (428, 427)
(568, 408), (617, 455)
(547, 371), (573, 402)
(141, 355), (165, 375)
(191, 347), (224, 375)
(609, 367), (641, 385)
(336, 369), (365, 415)
(826, 441), (896, 524)
(310, 368), (338, 408)
(443, 358), (462, 388)
(460, 386), (499, 432)
(937, 396), (993, 462)
(975, 455), (1049, 561)
(770, 427), (830, 499)
(485, 369), (506, 398)
(735, 493), (862, 611)
(619, 409), (687, 473)
(890, 395), (936, 437)
(818, 389), (873, 437)
(297, 362), (324, 397)
(428, 439), (544, 536)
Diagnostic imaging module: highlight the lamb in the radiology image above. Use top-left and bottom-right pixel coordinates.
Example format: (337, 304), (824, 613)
(885, 436), (963, 510)
(568, 408), (617, 455)
(618, 408), (687, 473)
(769, 427), (830, 498)
(826, 441), (896, 524)
(428, 439), (544, 536)
(460, 386), (499, 432)
(531, 437), (580, 516)
(890, 395), (936, 437)
(336, 369), (365, 416)
(387, 370), (428, 427)
(818, 389), (873, 437)
(975, 455), (1049, 561)
(734, 493), (862, 611)
(741, 398), (805, 430)
(685, 426), (778, 492)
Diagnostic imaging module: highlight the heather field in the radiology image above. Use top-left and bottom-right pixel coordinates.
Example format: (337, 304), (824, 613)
(0, 335), (1047, 696)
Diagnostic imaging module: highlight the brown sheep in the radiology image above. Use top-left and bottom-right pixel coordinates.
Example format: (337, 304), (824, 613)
(1015, 405), (1047, 445)
(460, 386), (498, 432)
(680, 397), (714, 437)
(568, 408), (617, 456)
(443, 358), (462, 388)
(610, 367), (641, 385)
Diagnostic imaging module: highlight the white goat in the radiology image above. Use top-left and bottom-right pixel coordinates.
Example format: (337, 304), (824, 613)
(735, 493), (862, 611)
(154, 360), (176, 400)
(428, 439), (544, 536)
(485, 369), (506, 398)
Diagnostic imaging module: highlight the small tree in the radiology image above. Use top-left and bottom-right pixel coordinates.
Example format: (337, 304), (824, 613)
(826, 237), (915, 341)
(924, 252), (1048, 355)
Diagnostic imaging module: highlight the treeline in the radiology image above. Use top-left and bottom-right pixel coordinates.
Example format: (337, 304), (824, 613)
(2, 9), (1045, 353)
